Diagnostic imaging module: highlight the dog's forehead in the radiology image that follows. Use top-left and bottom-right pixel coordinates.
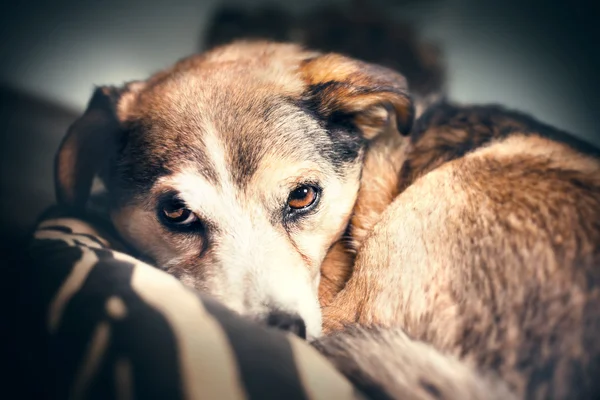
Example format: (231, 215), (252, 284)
(128, 41), (320, 141)
(132, 41), (313, 114)
(117, 57), (330, 195)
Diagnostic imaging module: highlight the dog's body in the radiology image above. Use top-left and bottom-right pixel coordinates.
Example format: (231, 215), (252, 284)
(318, 103), (600, 399)
(54, 41), (600, 398)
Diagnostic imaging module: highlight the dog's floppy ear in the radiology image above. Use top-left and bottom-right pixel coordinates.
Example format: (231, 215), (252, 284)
(301, 54), (414, 138)
(55, 85), (133, 208)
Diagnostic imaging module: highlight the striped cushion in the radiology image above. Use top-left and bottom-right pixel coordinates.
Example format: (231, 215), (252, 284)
(26, 207), (364, 400)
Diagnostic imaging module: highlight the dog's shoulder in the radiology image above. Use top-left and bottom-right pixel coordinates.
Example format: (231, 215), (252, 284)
(399, 102), (600, 192)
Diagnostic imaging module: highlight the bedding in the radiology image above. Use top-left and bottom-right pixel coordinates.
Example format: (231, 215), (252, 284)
(21, 206), (364, 400)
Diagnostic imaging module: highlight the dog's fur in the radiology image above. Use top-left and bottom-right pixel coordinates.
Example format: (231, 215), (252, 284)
(55, 41), (413, 340)
(318, 104), (600, 399)
(54, 40), (600, 398)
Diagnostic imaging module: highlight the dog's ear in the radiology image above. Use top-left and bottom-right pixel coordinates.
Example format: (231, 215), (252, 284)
(301, 54), (414, 138)
(55, 84), (139, 208)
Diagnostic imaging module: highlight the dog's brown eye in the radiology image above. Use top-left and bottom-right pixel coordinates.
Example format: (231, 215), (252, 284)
(162, 206), (196, 225)
(288, 185), (318, 210)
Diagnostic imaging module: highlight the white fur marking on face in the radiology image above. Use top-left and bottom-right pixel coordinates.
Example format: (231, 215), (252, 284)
(153, 122), (326, 339)
(201, 119), (233, 185)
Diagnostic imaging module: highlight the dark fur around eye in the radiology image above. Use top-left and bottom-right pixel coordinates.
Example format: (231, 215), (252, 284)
(156, 192), (204, 234)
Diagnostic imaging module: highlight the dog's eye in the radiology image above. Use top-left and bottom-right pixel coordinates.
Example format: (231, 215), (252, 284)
(288, 185), (319, 210)
(162, 203), (197, 225)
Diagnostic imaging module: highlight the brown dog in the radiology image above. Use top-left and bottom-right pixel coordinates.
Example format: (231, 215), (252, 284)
(54, 41), (600, 398)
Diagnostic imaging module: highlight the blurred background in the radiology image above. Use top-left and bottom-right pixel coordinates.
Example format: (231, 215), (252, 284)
(0, 0), (598, 261)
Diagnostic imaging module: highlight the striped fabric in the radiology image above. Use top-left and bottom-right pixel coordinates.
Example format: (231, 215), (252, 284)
(26, 207), (364, 400)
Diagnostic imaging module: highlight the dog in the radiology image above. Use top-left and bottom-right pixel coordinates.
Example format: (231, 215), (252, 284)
(54, 40), (600, 398)
(54, 41), (416, 341)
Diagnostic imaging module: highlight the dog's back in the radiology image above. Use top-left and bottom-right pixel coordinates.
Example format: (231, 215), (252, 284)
(318, 103), (600, 399)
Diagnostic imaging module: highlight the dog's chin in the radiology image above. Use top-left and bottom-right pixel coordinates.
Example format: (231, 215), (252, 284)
(305, 322), (323, 343)
(300, 307), (324, 342)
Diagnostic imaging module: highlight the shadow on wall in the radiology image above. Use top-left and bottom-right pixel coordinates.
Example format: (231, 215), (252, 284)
(0, 85), (78, 258)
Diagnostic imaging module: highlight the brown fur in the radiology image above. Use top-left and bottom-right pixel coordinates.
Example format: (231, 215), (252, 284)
(322, 102), (600, 398)
(398, 103), (600, 193)
(319, 116), (410, 304)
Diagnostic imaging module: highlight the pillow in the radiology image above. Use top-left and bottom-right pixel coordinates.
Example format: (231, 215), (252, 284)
(24, 206), (363, 400)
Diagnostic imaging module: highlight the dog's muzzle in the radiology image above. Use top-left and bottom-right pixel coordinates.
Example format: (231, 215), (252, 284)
(266, 310), (307, 339)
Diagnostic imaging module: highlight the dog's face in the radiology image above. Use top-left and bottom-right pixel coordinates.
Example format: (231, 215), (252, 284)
(55, 41), (413, 339)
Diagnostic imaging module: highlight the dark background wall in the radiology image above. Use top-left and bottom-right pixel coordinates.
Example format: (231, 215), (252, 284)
(0, 0), (598, 255)
(2, 0), (598, 136)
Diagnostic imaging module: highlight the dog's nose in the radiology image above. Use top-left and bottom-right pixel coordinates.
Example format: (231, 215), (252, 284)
(266, 311), (307, 339)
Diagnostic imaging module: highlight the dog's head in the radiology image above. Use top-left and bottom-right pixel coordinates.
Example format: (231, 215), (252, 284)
(55, 41), (413, 339)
